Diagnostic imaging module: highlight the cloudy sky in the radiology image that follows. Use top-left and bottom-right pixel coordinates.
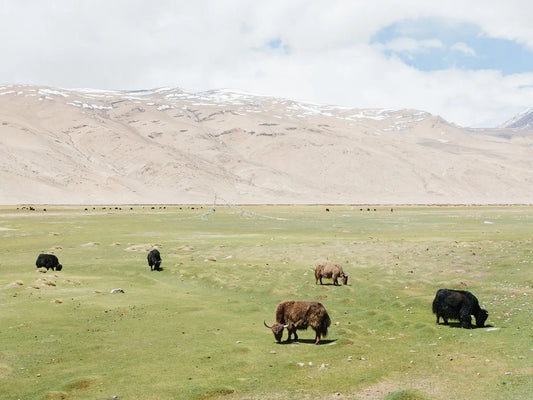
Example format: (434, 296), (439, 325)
(1, 0), (533, 127)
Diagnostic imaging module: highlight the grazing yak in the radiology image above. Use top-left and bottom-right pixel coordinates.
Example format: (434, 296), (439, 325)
(315, 262), (348, 286)
(147, 249), (162, 271)
(35, 253), (62, 271)
(432, 288), (488, 329)
(264, 300), (331, 345)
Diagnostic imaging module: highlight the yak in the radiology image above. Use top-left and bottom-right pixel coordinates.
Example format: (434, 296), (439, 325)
(147, 249), (162, 271)
(35, 253), (62, 271)
(315, 262), (348, 286)
(432, 288), (488, 329)
(264, 300), (331, 345)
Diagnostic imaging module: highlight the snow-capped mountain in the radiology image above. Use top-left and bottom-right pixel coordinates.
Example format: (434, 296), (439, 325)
(1, 84), (532, 204)
(501, 107), (533, 129)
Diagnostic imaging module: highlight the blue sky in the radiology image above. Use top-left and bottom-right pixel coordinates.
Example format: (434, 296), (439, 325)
(1, 0), (533, 127)
(372, 18), (533, 75)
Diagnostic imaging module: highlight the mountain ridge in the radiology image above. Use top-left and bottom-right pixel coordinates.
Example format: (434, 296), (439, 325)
(1, 84), (532, 205)
(501, 107), (533, 129)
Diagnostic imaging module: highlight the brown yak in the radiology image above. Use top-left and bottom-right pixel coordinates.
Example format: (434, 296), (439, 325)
(264, 300), (331, 345)
(315, 262), (348, 286)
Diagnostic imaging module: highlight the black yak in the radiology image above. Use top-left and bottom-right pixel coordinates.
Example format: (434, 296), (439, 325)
(432, 288), (488, 328)
(315, 262), (348, 286)
(35, 253), (62, 271)
(147, 249), (162, 271)
(264, 300), (331, 344)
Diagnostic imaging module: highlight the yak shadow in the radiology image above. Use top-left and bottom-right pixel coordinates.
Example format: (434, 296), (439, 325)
(278, 338), (337, 345)
(316, 283), (348, 287)
(440, 322), (494, 329)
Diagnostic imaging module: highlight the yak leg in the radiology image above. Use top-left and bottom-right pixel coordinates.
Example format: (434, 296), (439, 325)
(286, 329), (293, 342)
(286, 326), (298, 342)
(284, 326), (292, 342)
(292, 322), (303, 341)
(460, 311), (472, 328)
(288, 319), (307, 341)
(285, 322), (296, 342)
(436, 313), (447, 325)
(314, 332), (320, 345)
(437, 310), (449, 325)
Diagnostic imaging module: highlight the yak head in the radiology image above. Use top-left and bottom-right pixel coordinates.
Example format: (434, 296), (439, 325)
(341, 273), (348, 285)
(475, 309), (488, 327)
(56, 264), (63, 271)
(264, 321), (287, 343)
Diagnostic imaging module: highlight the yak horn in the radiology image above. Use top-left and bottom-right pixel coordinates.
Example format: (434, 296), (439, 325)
(264, 320), (272, 329)
(283, 324), (289, 328)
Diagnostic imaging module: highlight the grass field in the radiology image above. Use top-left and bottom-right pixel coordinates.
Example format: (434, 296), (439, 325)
(0, 205), (531, 400)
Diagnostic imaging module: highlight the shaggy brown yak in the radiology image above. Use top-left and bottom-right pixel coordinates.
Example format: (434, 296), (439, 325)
(264, 300), (331, 344)
(315, 262), (348, 286)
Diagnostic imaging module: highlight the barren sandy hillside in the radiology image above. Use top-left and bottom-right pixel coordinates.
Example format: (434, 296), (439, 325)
(1, 84), (532, 204)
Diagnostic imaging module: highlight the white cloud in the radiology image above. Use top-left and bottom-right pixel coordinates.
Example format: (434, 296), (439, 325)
(379, 37), (444, 55)
(451, 42), (476, 56)
(0, 0), (532, 127)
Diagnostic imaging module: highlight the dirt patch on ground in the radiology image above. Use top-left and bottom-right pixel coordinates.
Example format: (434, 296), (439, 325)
(0, 364), (12, 378)
(125, 244), (158, 252)
(215, 378), (443, 400)
(80, 242), (100, 247)
(352, 376), (446, 400)
(61, 375), (104, 395)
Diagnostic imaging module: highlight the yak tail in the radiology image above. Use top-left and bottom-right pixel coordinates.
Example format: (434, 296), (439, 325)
(432, 289), (445, 314)
(432, 298), (438, 314)
(318, 311), (331, 338)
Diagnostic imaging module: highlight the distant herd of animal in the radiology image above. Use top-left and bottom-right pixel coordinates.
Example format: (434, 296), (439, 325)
(35, 253), (489, 345)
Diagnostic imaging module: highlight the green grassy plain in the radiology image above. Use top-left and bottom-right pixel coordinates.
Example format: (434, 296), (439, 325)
(0, 205), (531, 400)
